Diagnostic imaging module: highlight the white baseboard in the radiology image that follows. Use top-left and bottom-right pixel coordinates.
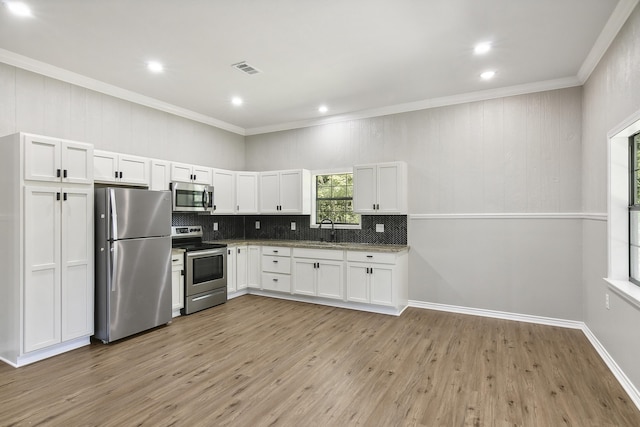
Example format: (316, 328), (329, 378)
(1, 336), (91, 368)
(248, 289), (405, 316)
(408, 300), (584, 329)
(581, 325), (640, 409)
(408, 300), (640, 410)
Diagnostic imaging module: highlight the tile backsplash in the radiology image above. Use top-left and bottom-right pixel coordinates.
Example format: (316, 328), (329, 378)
(172, 214), (407, 245)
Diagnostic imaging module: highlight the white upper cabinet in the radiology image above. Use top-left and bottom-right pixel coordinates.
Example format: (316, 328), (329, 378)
(150, 159), (171, 191)
(236, 172), (259, 214)
(353, 161), (407, 214)
(171, 162), (212, 185)
(212, 168), (236, 214)
(93, 150), (150, 186)
(24, 134), (93, 185)
(259, 169), (310, 214)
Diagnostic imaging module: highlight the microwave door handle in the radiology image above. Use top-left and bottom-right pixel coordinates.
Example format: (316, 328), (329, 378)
(202, 189), (209, 209)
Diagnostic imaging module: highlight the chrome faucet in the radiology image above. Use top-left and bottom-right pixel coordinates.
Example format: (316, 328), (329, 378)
(319, 218), (336, 242)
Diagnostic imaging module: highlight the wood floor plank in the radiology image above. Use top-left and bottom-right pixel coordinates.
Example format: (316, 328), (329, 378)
(0, 295), (639, 426)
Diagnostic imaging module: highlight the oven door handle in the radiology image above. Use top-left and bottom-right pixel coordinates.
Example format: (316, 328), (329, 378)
(186, 247), (227, 258)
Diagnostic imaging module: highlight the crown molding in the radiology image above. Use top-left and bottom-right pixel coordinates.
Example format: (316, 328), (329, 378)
(577, 0), (640, 83)
(0, 48), (246, 136)
(244, 76), (582, 136)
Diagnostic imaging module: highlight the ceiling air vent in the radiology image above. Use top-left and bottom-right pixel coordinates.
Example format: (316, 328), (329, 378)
(232, 61), (261, 75)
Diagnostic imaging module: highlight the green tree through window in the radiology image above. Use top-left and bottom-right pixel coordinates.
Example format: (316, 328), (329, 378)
(316, 173), (360, 225)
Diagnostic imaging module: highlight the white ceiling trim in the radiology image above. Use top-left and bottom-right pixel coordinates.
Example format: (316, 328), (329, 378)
(577, 0), (640, 83)
(244, 76), (582, 136)
(0, 48), (246, 136)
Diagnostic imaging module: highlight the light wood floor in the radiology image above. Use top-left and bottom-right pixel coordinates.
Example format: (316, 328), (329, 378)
(1, 295), (639, 426)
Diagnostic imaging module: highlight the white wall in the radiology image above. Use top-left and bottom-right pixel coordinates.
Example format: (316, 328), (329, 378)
(582, 4), (640, 390)
(0, 62), (245, 169)
(246, 87), (584, 320)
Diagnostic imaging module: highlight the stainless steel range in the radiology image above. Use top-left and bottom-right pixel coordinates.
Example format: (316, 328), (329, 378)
(171, 226), (227, 314)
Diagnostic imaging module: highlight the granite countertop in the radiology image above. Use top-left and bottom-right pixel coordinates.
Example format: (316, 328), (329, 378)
(207, 239), (409, 253)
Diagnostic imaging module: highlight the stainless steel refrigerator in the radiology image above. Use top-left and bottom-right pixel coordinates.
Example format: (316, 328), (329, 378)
(94, 187), (172, 343)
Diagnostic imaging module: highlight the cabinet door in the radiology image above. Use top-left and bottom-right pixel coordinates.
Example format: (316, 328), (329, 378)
(24, 186), (61, 352)
(212, 169), (236, 214)
(293, 259), (316, 296)
(346, 263), (369, 304)
(259, 172), (280, 213)
(24, 135), (61, 182)
(171, 162), (194, 183)
(236, 172), (259, 214)
(93, 151), (118, 183)
(61, 142), (93, 185)
(370, 265), (395, 306)
(236, 246), (248, 290)
(353, 165), (377, 213)
(119, 154), (149, 186)
(192, 165), (212, 185)
(247, 246), (261, 288)
(227, 248), (237, 292)
(150, 160), (171, 191)
(317, 260), (344, 300)
(60, 188), (93, 341)
(279, 170), (302, 213)
(171, 268), (183, 312)
(377, 163), (403, 213)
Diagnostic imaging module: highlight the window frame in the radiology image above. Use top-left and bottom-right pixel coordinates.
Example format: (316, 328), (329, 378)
(310, 168), (361, 230)
(629, 132), (640, 286)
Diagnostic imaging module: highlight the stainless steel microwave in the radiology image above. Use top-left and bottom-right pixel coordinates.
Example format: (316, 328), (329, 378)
(171, 182), (213, 213)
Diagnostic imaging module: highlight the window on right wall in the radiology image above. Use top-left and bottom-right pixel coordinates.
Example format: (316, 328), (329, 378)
(630, 132), (640, 285)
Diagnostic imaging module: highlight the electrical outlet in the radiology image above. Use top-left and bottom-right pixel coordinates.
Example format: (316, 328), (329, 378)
(213, 222), (218, 231)
(376, 224), (384, 233)
(255, 221), (260, 229)
(605, 293), (610, 310)
(291, 222), (296, 231)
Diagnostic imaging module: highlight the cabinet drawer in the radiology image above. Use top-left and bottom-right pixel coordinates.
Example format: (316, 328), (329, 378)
(346, 251), (397, 264)
(171, 250), (184, 269)
(261, 273), (291, 292)
(262, 255), (291, 274)
(262, 246), (291, 256)
(292, 247), (344, 261)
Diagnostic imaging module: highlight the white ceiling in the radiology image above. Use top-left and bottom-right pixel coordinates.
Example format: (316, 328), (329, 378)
(0, 0), (635, 135)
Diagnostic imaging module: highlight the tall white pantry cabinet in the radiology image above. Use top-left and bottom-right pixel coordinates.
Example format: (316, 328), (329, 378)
(0, 133), (94, 367)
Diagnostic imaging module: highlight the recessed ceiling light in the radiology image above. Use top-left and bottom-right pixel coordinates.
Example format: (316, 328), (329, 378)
(147, 61), (164, 73)
(474, 42), (491, 55)
(5, 1), (32, 17)
(318, 105), (328, 114)
(231, 97), (243, 106)
(480, 70), (496, 80)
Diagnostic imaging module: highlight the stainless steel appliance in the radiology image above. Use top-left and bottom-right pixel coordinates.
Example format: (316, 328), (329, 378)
(94, 188), (172, 343)
(171, 226), (227, 314)
(171, 182), (213, 213)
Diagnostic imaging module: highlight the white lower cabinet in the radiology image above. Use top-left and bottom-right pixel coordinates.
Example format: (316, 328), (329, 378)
(227, 245), (251, 295)
(346, 251), (408, 309)
(236, 246), (248, 291)
(247, 246), (261, 289)
(261, 246), (291, 292)
(292, 248), (344, 300)
(171, 249), (184, 317)
(227, 247), (237, 293)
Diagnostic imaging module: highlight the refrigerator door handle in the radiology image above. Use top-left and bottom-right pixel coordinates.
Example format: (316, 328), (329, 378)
(109, 188), (118, 239)
(110, 244), (118, 292)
